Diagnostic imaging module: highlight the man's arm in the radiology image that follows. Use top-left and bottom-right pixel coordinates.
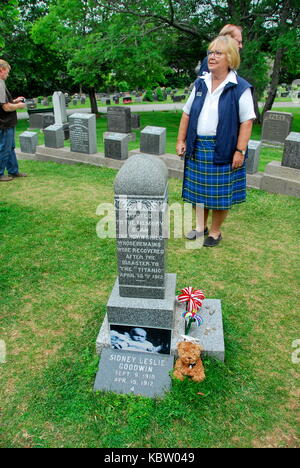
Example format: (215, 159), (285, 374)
(2, 100), (26, 112)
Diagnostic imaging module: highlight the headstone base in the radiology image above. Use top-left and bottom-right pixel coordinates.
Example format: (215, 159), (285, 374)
(96, 299), (224, 362)
(107, 274), (176, 328)
(94, 348), (174, 397)
(261, 160), (300, 198)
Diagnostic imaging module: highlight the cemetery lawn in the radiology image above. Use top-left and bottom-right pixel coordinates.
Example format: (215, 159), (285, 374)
(15, 107), (300, 173)
(0, 160), (299, 448)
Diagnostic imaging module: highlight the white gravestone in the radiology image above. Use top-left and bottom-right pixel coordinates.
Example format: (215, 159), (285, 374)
(53, 91), (67, 125)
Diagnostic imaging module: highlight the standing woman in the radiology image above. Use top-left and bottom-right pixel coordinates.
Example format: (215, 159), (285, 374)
(176, 35), (256, 247)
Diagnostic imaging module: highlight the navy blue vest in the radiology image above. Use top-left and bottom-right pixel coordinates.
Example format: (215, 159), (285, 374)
(186, 75), (253, 164)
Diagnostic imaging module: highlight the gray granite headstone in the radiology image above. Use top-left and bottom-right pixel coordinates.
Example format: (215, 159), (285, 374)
(131, 113), (141, 129)
(262, 111), (293, 145)
(107, 106), (131, 133)
(246, 140), (262, 174)
(114, 154), (169, 299)
(94, 153), (177, 397)
(29, 113), (55, 129)
(94, 349), (174, 397)
(19, 131), (38, 154)
(104, 132), (128, 160)
(282, 132), (300, 170)
(44, 124), (65, 149)
(140, 126), (166, 155)
(69, 113), (97, 154)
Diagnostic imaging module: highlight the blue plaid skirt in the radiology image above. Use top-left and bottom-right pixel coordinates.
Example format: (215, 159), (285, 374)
(182, 136), (246, 210)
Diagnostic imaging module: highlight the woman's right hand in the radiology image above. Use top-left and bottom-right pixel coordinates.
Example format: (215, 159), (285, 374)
(176, 140), (186, 157)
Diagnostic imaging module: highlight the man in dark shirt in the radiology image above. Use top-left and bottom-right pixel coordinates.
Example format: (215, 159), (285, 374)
(0, 59), (27, 182)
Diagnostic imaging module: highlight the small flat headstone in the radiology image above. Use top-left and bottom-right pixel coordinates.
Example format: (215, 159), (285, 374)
(19, 131), (38, 154)
(94, 348), (174, 398)
(104, 132), (128, 160)
(44, 124), (65, 149)
(246, 140), (262, 174)
(282, 132), (300, 170)
(140, 126), (166, 155)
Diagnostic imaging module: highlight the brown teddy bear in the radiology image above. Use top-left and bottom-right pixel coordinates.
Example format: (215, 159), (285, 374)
(173, 341), (205, 382)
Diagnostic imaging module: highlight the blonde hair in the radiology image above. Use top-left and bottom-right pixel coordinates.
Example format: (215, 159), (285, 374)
(219, 24), (242, 36)
(208, 35), (240, 70)
(0, 59), (11, 70)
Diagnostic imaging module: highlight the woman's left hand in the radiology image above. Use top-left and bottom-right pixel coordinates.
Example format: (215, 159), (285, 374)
(232, 151), (245, 170)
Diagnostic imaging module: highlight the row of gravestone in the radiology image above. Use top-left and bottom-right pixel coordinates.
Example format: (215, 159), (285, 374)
(20, 104), (168, 160)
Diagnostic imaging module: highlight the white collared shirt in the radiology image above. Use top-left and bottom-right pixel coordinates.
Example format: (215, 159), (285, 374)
(183, 71), (256, 136)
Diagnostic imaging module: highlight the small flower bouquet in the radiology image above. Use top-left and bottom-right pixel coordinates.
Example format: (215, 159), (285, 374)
(177, 287), (205, 335)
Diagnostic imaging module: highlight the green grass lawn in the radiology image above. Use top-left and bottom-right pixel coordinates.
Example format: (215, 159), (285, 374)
(0, 160), (299, 448)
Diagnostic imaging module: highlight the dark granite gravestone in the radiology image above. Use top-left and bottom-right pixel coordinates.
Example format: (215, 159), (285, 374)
(104, 132), (129, 160)
(262, 111), (293, 145)
(29, 113), (55, 130)
(44, 124), (65, 149)
(114, 154), (169, 299)
(94, 154), (177, 398)
(19, 131), (38, 154)
(94, 348), (174, 397)
(131, 113), (141, 129)
(246, 140), (262, 174)
(107, 106), (132, 134)
(282, 132), (300, 170)
(69, 113), (97, 154)
(140, 126), (166, 155)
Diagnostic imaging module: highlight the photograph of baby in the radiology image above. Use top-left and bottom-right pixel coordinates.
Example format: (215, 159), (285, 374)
(110, 325), (171, 355)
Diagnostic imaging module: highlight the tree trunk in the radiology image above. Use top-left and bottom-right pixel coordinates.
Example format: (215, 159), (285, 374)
(88, 86), (99, 114)
(262, 47), (284, 119)
(253, 90), (261, 124)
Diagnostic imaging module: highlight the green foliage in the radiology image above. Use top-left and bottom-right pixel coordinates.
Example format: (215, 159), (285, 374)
(0, 0), (19, 50)
(118, 81), (129, 92)
(143, 89), (154, 102)
(156, 87), (164, 101)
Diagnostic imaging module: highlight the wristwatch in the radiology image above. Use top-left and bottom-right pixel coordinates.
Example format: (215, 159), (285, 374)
(236, 148), (246, 156)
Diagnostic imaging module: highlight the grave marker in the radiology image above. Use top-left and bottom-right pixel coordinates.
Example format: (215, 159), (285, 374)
(140, 126), (166, 155)
(44, 124), (65, 149)
(19, 131), (38, 154)
(94, 153), (177, 397)
(262, 111), (293, 145)
(104, 132), (129, 160)
(107, 106), (131, 134)
(282, 132), (300, 170)
(246, 140), (262, 174)
(69, 113), (97, 154)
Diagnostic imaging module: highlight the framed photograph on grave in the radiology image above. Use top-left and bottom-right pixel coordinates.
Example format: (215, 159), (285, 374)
(110, 324), (171, 355)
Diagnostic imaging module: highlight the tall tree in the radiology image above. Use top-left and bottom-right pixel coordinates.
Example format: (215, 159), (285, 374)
(96, 0), (300, 119)
(0, 0), (20, 50)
